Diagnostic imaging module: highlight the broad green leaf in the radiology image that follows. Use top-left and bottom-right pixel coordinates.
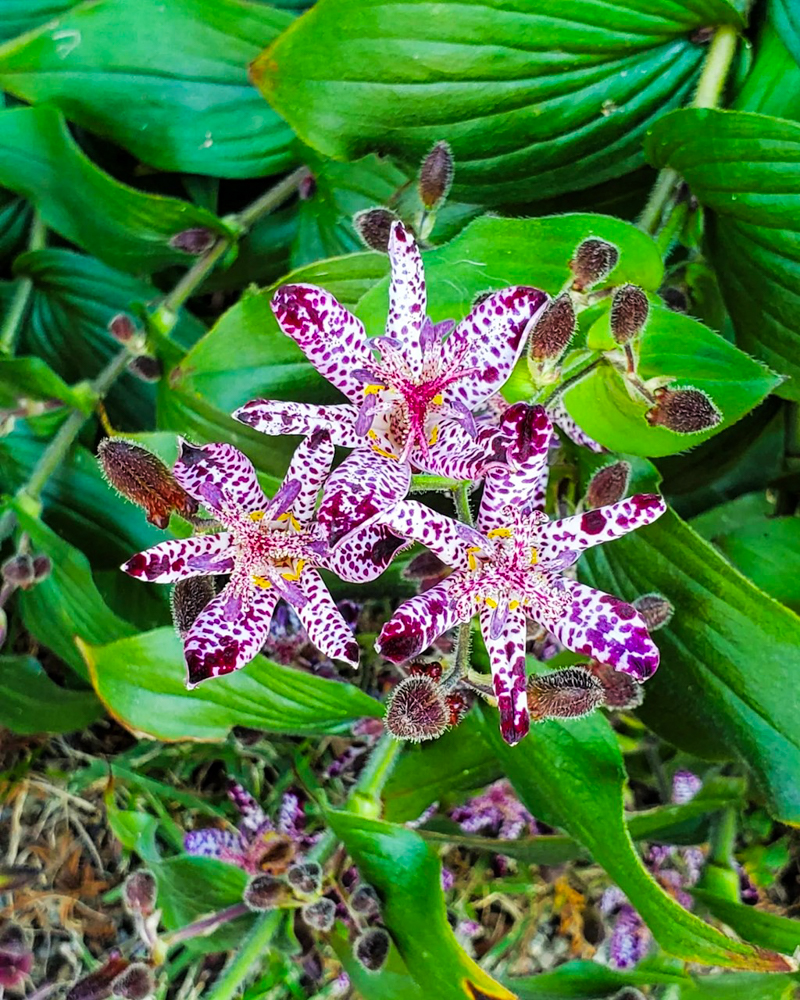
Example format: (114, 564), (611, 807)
(477, 704), (791, 971)
(201, 204), (297, 293)
(0, 0), (296, 178)
(0, 357), (92, 412)
(80, 627), (383, 742)
(565, 307), (780, 457)
(509, 960), (689, 999)
(581, 482), (800, 823)
(771, 0), (800, 67)
(13, 505), (137, 678)
(645, 108), (800, 401)
(692, 889), (800, 956)
(0, 106), (232, 273)
(0, 0), (76, 43)
(0, 654), (102, 734)
(327, 810), (518, 1000)
(733, 20), (800, 121)
(712, 517), (800, 612)
(676, 972), (797, 1000)
(0, 189), (30, 263)
(690, 493), (774, 540)
(254, 0), (743, 206)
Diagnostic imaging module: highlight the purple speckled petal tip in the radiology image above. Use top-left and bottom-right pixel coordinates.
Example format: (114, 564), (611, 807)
(233, 399), (362, 449)
(376, 577), (466, 664)
(122, 532), (234, 583)
(386, 222), (427, 371)
(174, 440), (268, 521)
(294, 568), (360, 668)
(479, 603), (529, 745)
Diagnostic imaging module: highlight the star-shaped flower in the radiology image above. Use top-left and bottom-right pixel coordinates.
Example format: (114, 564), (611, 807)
(122, 432), (360, 685)
(233, 222), (548, 538)
(374, 404), (666, 744)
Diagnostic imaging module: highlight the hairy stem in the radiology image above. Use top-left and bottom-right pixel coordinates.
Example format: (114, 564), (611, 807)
(0, 212), (47, 354)
(201, 911), (283, 1000)
(163, 903), (251, 949)
(453, 481), (474, 526)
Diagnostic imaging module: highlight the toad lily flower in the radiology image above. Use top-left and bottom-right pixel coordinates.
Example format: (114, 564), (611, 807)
(122, 433), (360, 686)
(375, 404), (666, 744)
(234, 221), (548, 486)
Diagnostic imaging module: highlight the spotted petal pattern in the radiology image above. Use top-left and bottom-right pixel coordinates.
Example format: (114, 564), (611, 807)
(383, 499), (481, 572)
(233, 399), (362, 448)
(282, 430), (335, 524)
(479, 603), (529, 745)
(174, 440), (267, 519)
(122, 532), (234, 583)
(319, 449), (411, 547)
(295, 568), (360, 667)
(386, 221), (426, 372)
(324, 522), (409, 583)
(377, 576), (465, 664)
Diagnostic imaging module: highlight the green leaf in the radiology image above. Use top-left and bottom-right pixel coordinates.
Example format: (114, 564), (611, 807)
(14, 504), (137, 678)
(645, 108), (800, 401)
(476, 703), (791, 971)
(0, 356), (92, 412)
(0, 1), (76, 43)
(733, 20), (800, 121)
(0, 106), (232, 273)
(770, 0), (800, 68)
(565, 307), (780, 457)
(80, 626), (383, 742)
(676, 972), (798, 1000)
(509, 960), (689, 999)
(327, 810), (518, 1000)
(330, 926), (426, 1000)
(0, 189), (30, 263)
(0, 0), (296, 178)
(712, 517), (800, 612)
(254, 0), (742, 206)
(0, 654), (102, 734)
(692, 889), (800, 957)
(580, 474), (800, 823)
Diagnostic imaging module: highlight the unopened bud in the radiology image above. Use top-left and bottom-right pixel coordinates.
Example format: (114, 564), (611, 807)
(299, 173), (317, 200)
(350, 884), (380, 916)
(98, 438), (198, 529)
(528, 294), (575, 362)
(613, 989), (647, 1000)
(402, 551), (447, 583)
(586, 660), (643, 711)
(1, 554), (35, 589)
(385, 675), (449, 743)
(111, 963), (154, 1000)
(570, 238), (619, 291)
(646, 386), (720, 434)
(445, 690), (471, 726)
(302, 897), (336, 932)
(418, 140), (454, 211)
(123, 870), (157, 917)
(0, 923), (32, 988)
(66, 953), (128, 1000)
(171, 577), (216, 637)
(408, 660), (443, 682)
(170, 227), (216, 255)
(585, 462), (631, 509)
(244, 874), (288, 912)
(108, 313), (137, 344)
(633, 593), (674, 631)
(355, 928), (390, 972)
(128, 355), (163, 383)
(31, 554), (51, 582)
(354, 208), (399, 253)
(286, 862), (322, 897)
(610, 285), (649, 344)
(660, 287), (687, 313)
(526, 668), (605, 721)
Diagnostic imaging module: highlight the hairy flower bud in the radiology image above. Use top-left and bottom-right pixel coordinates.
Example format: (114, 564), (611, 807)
(128, 355), (163, 383)
(171, 576), (216, 638)
(633, 593), (674, 632)
(350, 884), (380, 916)
(585, 462), (631, 509)
(1, 554), (35, 589)
(66, 953), (128, 1000)
(385, 675), (449, 743)
(418, 140), (454, 211)
(570, 238), (619, 291)
(354, 208), (399, 253)
(170, 227), (216, 255)
(586, 660), (643, 711)
(646, 387), (721, 434)
(123, 870), (157, 917)
(244, 874), (289, 912)
(98, 438), (198, 529)
(610, 285), (649, 344)
(302, 897), (336, 932)
(528, 294), (576, 363)
(287, 862), (323, 897)
(108, 313), (137, 344)
(660, 287), (688, 313)
(526, 668), (605, 721)
(111, 963), (155, 1000)
(355, 928), (390, 971)
(0, 923), (32, 988)
(445, 690), (471, 726)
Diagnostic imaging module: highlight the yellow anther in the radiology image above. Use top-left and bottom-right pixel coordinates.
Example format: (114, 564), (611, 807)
(367, 430), (399, 460)
(248, 510), (266, 522)
(509, 600), (520, 610)
(432, 393), (443, 405)
(485, 597), (498, 609)
(467, 545), (481, 571)
(277, 511), (303, 531)
(429, 424), (439, 446)
(281, 559), (306, 582)
(252, 575), (272, 589)
(364, 383), (385, 395)
(487, 527), (512, 539)
(475, 594), (483, 604)
(530, 548), (539, 566)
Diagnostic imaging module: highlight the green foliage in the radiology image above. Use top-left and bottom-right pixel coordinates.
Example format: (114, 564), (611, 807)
(0, 654), (102, 734)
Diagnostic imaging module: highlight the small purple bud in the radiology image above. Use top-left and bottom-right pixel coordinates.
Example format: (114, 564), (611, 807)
(169, 227), (216, 255)
(122, 870), (157, 917)
(354, 928), (390, 972)
(286, 862), (323, 897)
(610, 285), (649, 344)
(171, 577), (216, 638)
(66, 954), (128, 1000)
(526, 668), (605, 722)
(586, 660), (644, 711)
(570, 238), (619, 291)
(385, 675), (449, 743)
(418, 140), (454, 211)
(633, 593), (674, 631)
(244, 874), (288, 911)
(1, 554), (35, 589)
(528, 293), (576, 362)
(350, 884), (380, 915)
(646, 386), (721, 434)
(111, 963), (155, 1000)
(128, 355), (163, 383)
(108, 313), (137, 344)
(31, 554), (51, 582)
(302, 897), (336, 932)
(585, 462), (631, 509)
(299, 172), (317, 200)
(671, 770), (702, 805)
(354, 208), (399, 253)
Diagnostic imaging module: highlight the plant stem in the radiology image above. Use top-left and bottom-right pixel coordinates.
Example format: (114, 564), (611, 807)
(201, 911), (283, 1000)
(163, 903), (250, 948)
(453, 482), (474, 526)
(638, 168), (681, 238)
(0, 212), (47, 354)
(410, 473), (470, 492)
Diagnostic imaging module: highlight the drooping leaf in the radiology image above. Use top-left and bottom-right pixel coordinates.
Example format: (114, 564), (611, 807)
(712, 516), (800, 612)
(692, 889), (800, 957)
(645, 108), (800, 401)
(0, 654), (103, 734)
(0, 0), (297, 178)
(80, 627), (383, 742)
(0, 106), (232, 273)
(508, 960), (689, 1000)
(327, 810), (518, 1000)
(733, 19), (800, 122)
(675, 972), (798, 1000)
(254, 0), (743, 206)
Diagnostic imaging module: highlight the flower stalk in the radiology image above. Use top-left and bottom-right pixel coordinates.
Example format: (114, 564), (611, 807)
(0, 212), (46, 355)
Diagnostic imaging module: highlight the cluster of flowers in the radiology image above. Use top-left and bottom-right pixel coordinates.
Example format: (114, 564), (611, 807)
(118, 222), (666, 745)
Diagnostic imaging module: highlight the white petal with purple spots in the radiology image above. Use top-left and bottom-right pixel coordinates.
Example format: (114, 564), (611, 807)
(324, 522), (409, 583)
(383, 499), (479, 572)
(173, 440), (268, 522)
(479, 603), (529, 745)
(386, 222), (426, 373)
(233, 399), (362, 449)
(376, 576), (467, 664)
(319, 448), (411, 547)
(280, 431), (335, 525)
(294, 568), (360, 668)
(122, 532), (234, 583)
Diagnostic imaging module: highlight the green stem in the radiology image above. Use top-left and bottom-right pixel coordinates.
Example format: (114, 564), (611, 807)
(201, 911), (283, 1000)
(0, 213), (47, 354)
(638, 167), (681, 238)
(453, 482), (474, 526)
(410, 473), (470, 492)
(345, 733), (401, 820)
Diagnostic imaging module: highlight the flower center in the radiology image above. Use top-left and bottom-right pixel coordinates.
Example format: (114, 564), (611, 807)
(232, 511), (322, 594)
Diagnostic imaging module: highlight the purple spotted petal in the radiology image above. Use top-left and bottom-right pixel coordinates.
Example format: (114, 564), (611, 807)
(184, 828), (242, 859)
(535, 579), (659, 681)
(536, 494), (666, 568)
(294, 568), (360, 667)
(441, 287), (548, 411)
(275, 431), (334, 524)
(122, 532), (234, 583)
(184, 583), (279, 687)
(383, 499), (478, 571)
(233, 399), (362, 448)
(479, 603), (529, 745)
(271, 284), (373, 404)
(376, 576), (467, 663)
(386, 222), (426, 373)
(324, 522), (409, 583)
(318, 449), (411, 547)
(421, 418), (505, 481)
(173, 440), (268, 522)
(547, 397), (606, 453)
(479, 404), (553, 532)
